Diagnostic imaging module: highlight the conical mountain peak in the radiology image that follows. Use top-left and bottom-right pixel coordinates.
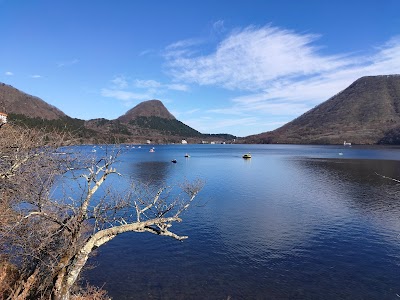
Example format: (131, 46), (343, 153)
(117, 99), (175, 123)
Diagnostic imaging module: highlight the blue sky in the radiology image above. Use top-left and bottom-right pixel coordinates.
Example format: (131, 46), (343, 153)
(1, 0), (399, 137)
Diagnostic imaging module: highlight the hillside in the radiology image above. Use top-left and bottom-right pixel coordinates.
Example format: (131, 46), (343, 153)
(85, 100), (208, 143)
(0, 83), (66, 119)
(115, 99), (203, 138)
(245, 75), (400, 144)
(0, 83), (235, 143)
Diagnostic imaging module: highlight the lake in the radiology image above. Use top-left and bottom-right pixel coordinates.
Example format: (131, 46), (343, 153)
(82, 144), (400, 299)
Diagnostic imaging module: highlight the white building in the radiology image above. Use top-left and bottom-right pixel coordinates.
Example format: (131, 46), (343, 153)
(0, 112), (7, 125)
(181, 140), (188, 144)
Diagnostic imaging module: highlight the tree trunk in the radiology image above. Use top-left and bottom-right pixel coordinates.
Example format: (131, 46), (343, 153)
(52, 287), (70, 300)
(52, 249), (91, 300)
(52, 217), (183, 299)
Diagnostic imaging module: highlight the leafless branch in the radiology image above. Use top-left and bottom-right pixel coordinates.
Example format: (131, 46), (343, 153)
(375, 172), (400, 183)
(0, 125), (203, 300)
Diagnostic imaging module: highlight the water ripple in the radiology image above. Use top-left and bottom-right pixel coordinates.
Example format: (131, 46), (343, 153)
(82, 145), (400, 299)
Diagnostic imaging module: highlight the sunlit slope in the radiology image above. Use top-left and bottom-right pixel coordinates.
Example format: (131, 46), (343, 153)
(246, 75), (400, 144)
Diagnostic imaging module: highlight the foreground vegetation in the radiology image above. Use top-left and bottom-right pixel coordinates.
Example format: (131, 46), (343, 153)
(0, 124), (202, 299)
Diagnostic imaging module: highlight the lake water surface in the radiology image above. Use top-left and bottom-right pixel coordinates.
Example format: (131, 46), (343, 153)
(83, 144), (400, 299)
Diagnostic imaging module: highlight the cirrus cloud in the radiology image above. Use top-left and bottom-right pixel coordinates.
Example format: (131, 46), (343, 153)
(101, 76), (190, 106)
(101, 88), (150, 105)
(57, 58), (79, 68)
(165, 25), (352, 91)
(164, 25), (400, 131)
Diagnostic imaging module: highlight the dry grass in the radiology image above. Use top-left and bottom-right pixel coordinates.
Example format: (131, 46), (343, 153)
(0, 261), (19, 298)
(71, 284), (111, 300)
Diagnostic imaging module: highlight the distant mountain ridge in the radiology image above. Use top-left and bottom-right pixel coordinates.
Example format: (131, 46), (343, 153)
(6, 75), (400, 145)
(1, 83), (235, 143)
(245, 75), (400, 144)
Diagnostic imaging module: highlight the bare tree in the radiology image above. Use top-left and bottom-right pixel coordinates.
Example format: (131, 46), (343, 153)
(0, 124), (77, 298)
(0, 124), (202, 300)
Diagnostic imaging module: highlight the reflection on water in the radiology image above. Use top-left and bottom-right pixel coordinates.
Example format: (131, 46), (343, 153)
(83, 145), (400, 299)
(297, 158), (400, 244)
(128, 161), (171, 184)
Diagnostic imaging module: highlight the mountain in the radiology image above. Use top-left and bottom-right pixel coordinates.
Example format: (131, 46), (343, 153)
(117, 99), (175, 122)
(245, 75), (400, 144)
(0, 82), (234, 143)
(85, 99), (208, 143)
(118, 100), (202, 138)
(0, 83), (101, 141)
(0, 83), (66, 119)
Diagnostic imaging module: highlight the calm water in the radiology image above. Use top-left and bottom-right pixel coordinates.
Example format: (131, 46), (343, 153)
(81, 144), (400, 299)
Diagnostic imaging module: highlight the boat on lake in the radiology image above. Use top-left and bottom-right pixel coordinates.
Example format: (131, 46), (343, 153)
(185, 153), (190, 158)
(242, 153), (251, 159)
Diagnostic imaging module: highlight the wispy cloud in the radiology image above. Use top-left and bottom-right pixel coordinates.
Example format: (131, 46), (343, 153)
(131, 78), (189, 93)
(164, 25), (400, 126)
(101, 76), (190, 106)
(212, 20), (225, 34)
(186, 108), (200, 114)
(111, 75), (128, 89)
(164, 38), (205, 60)
(30, 74), (42, 79)
(166, 38), (204, 50)
(5, 71), (13, 76)
(165, 25), (351, 90)
(228, 36), (400, 115)
(166, 83), (189, 91)
(101, 88), (150, 106)
(133, 79), (162, 89)
(57, 59), (79, 68)
(139, 49), (155, 57)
